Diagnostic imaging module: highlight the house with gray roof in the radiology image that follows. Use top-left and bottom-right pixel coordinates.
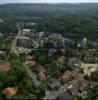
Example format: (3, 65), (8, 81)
(48, 79), (61, 90)
(67, 58), (81, 69)
(56, 92), (72, 100)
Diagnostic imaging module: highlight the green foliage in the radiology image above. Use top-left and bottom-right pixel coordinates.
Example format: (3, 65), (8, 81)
(86, 86), (98, 100)
(91, 72), (98, 81)
(46, 62), (61, 78)
(42, 15), (98, 40)
(13, 94), (37, 100)
(37, 55), (47, 65)
(0, 56), (38, 99)
(10, 58), (22, 66)
(0, 3), (98, 18)
(1, 4), (98, 40)
(32, 65), (41, 73)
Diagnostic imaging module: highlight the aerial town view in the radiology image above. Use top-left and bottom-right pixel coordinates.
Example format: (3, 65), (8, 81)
(0, 0), (98, 100)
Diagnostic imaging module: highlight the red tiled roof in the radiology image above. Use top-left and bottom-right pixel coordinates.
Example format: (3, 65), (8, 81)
(69, 84), (80, 93)
(2, 87), (17, 98)
(0, 63), (11, 71)
(60, 70), (75, 83)
(61, 75), (69, 81)
(78, 80), (89, 89)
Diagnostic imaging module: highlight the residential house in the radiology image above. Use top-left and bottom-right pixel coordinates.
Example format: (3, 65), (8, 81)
(60, 74), (69, 84)
(67, 84), (80, 96)
(83, 56), (98, 63)
(56, 91), (72, 100)
(67, 79), (89, 96)
(48, 79), (61, 90)
(0, 62), (11, 71)
(60, 71), (75, 84)
(78, 80), (89, 92)
(67, 58), (81, 69)
(2, 87), (17, 99)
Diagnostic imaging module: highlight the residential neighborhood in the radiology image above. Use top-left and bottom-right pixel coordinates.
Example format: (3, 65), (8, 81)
(0, 2), (98, 100)
(0, 22), (98, 100)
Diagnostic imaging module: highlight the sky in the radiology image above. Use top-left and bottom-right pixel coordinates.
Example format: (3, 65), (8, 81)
(0, 0), (98, 4)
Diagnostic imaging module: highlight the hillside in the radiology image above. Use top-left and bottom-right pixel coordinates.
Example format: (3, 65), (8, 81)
(0, 3), (98, 40)
(0, 3), (98, 17)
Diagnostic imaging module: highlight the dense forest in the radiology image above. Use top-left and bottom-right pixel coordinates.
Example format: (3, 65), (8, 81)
(41, 15), (98, 40)
(0, 3), (98, 40)
(0, 3), (98, 17)
(0, 15), (98, 40)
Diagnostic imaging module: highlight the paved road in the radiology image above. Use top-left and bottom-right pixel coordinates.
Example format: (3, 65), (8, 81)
(11, 23), (21, 53)
(5, 23), (21, 60)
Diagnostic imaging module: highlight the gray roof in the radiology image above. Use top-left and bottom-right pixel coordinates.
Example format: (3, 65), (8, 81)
(56, 92), (72, 100)
(83, 56), (98, 63)
(67, 58), (81, 68)
(48, 79), (61, 89)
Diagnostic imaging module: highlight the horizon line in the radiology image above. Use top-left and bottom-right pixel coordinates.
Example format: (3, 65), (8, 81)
(0, 2), (98, 5)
